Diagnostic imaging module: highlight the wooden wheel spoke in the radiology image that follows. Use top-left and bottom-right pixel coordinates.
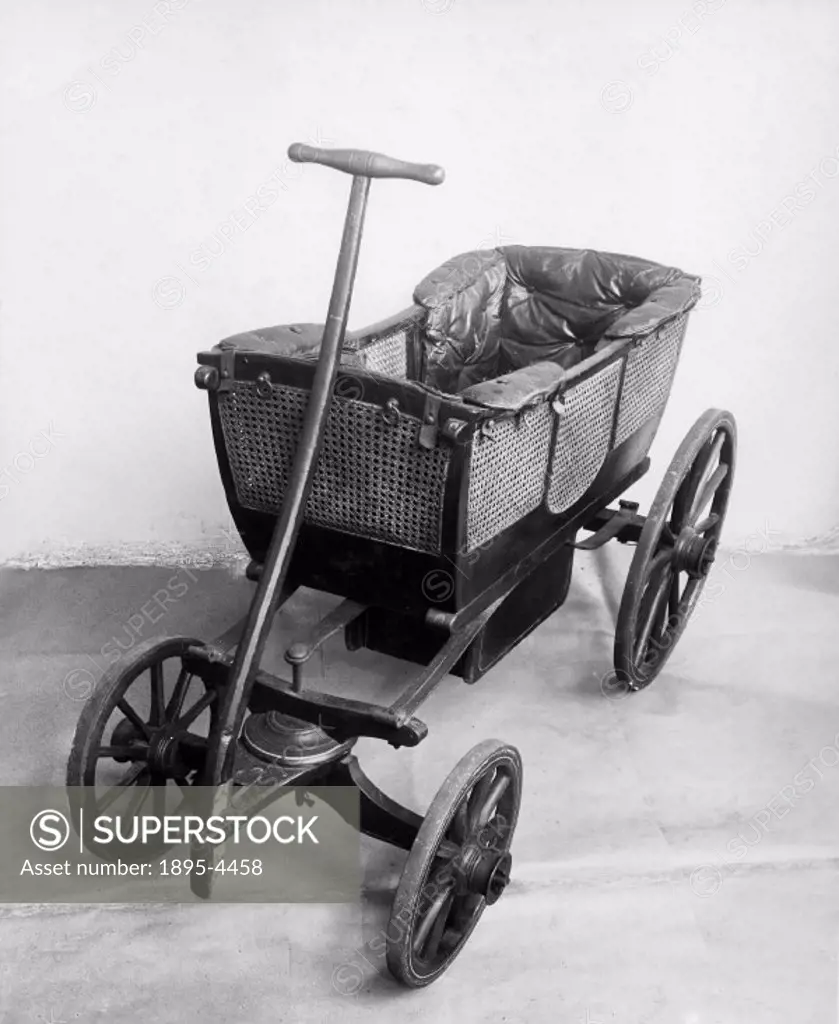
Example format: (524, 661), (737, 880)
(466, 772), (495, 833)
(695, 512), (720, 535)
(648, 547), (673, 576)
(437, 838), (461, 861)
(475, 774), (510, 832)
(668, 576), (701, 639)
(117, 699), (151, 741)
(166, 666), (192, 720)
(681, 576), (701, 610)
(673, 431), (723, 529)
(449, 893), (482, 933)
(690, 464), (728, 523)
(119, 762), (149, 787)
(413, 884), (455, 958)
(95, 765), (150, 814)
(149, 662), (165, 727)
(450, 799), (469, 844)
(171, 689), (217, 731)
(668, 570), (681, 621)
(652, 580), (671, 643)
(687, 431), (725, 505)
(701, 430), (726, 480)
(422, 889), (458, 963)
(634, 567), (671, 666)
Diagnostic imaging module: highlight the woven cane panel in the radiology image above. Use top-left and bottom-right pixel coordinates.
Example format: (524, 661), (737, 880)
(465, 402), (553, 550)
(614, 314), (687, 445)
(356, 330), (408, 378)
(218, 382), (450, 553)
(546, 359), (622, 514)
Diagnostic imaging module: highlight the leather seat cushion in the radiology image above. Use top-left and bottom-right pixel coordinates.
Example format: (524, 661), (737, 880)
(217, 323), (324, 358)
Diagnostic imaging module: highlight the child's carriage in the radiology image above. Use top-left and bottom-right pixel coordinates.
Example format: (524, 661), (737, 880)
(67, 146), (736, 988)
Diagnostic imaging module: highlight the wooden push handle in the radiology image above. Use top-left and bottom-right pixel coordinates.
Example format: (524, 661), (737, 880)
(287, 143), (445, 185)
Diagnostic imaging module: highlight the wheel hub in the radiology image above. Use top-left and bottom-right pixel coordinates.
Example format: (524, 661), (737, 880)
(458, 843), (513, 905)
(673, 528), (717, 578)
(147, 730), (187, 776)
(110, 717), (195, 777)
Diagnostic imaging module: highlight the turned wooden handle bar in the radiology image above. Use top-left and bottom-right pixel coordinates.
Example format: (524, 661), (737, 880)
(288, 143), (445, 185)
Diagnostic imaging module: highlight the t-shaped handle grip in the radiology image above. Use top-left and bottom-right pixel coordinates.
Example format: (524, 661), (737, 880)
(287, 143), (445, 185)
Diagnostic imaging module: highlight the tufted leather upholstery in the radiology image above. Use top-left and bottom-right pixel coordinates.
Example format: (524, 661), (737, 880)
(212, 247), (700, 412)
(216, 322), (324, 359)
(413, 246), (700, 395)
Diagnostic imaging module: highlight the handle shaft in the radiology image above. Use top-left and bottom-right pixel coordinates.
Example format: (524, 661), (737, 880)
(202, 176), (373, 786)
(288, 143), (444, 185)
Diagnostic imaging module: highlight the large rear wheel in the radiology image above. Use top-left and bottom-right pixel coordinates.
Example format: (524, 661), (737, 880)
(614, 408), (737, 690)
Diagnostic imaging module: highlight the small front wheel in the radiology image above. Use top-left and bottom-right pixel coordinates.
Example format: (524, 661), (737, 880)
(386, 739), (523, 988)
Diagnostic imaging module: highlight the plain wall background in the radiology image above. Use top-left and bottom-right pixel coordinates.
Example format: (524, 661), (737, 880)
(1, 0), (838, 564)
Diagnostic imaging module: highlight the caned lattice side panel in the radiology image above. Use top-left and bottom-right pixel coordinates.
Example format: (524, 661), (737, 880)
(465, 403), (554, 551)
(614, 314), (687, 445)
(546, 359), (623, 514)
(355, 330), (408, 377)
(218, 382), (450, 553)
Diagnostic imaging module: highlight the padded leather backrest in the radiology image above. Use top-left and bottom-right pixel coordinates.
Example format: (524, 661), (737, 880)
(414, 246), (700, 394)
(500, 245), (681, 345)
(413, 250), (506, 392)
